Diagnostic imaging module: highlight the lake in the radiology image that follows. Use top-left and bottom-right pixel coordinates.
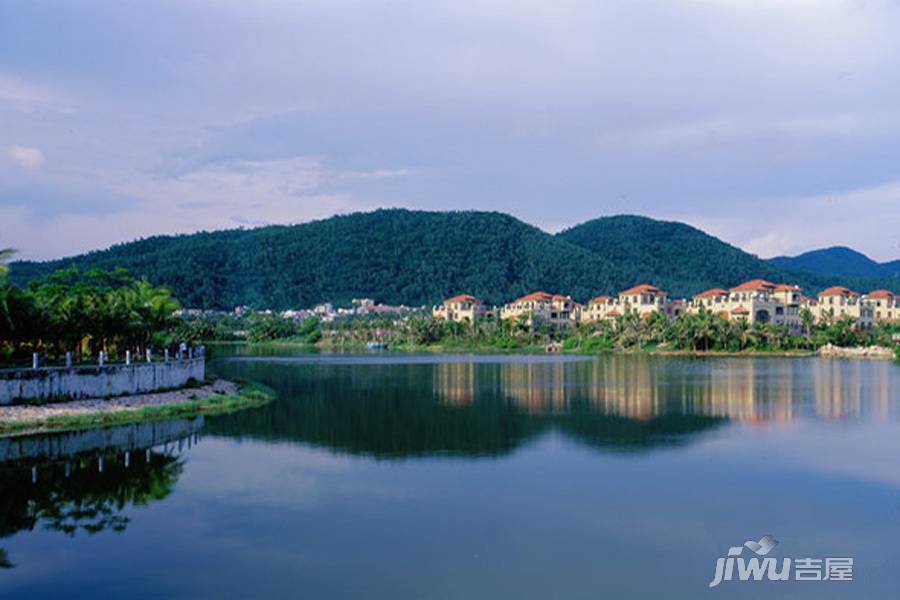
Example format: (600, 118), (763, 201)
(2, 351), (899, 598)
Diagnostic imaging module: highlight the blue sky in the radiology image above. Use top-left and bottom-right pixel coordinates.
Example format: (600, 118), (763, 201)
(2, 0), (900, 261)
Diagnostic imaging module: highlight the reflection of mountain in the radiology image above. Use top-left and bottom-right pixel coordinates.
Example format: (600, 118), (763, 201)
(0, 420), (200, 568)
(206, 362), (544, 458)
(206, 358), (729, 458)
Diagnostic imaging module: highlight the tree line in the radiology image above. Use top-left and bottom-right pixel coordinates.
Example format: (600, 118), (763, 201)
(1, 250), (182, 366)
(174, 305), (900, 359)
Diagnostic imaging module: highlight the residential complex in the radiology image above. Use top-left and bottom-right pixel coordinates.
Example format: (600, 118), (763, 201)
(434, 279), (897, 332)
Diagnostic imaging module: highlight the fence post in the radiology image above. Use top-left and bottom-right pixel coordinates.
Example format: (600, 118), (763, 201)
(164, 348), (169, 362)
(66, 351), (73, 369)
(126, 350), (131, 366)
(146, 349), (152, 363)
(99, 351), (105, 367)
(32, 353), (39, 370)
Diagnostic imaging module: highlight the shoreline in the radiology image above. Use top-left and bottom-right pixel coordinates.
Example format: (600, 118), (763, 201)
(0, 379), (275, 438)
(218, 340), (898, 361)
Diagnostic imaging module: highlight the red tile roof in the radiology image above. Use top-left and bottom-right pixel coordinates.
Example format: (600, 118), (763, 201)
(444, 294), (480, 304)
(867, 289), (896, 299)
(607, 310), (621, 317)
(820, 286), (859, 297)
(551, 294), (573, 302)
(694, 288), (729, 299)
(620, 284), (665, 296)
(588, 295), (615, 305)
(513, 291), (553, 303)
(731, 279), (777, 292)
(774, 284), (802, 292)
(732, 306), (750, 315)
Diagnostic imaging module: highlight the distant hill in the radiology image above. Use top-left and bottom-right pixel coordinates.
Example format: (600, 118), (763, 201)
(770, 246), (900, 279)
(9, 210), (626, 309)
(10, 210), (900, 309)
(557, 216), (792, 296)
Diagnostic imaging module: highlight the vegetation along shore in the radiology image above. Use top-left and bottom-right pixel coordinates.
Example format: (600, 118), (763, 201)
(190, 308), (900, 362)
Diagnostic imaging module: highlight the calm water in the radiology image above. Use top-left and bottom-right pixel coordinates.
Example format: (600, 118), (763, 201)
(2, 350), (900, 598)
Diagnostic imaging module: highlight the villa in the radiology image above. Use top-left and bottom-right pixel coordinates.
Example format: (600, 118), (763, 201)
(433, 294), (488, 323)
(817, 286), (874, 329)
(866, 290), (898, 323)
(581, 295), (620, 323)
(688, 280), (803, 332)
(690, 288), (730, 317)
(500, 292), (579, 329)
(618, 284), (668, 317)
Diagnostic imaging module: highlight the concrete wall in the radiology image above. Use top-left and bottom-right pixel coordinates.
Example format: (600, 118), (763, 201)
(0, 358), (205, 405)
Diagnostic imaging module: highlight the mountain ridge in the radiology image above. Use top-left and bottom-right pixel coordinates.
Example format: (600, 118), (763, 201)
(770, 246), (900, 279)
(9, 209), (900, 309)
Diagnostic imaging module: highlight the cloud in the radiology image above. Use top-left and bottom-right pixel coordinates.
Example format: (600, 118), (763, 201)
(0, 73), (75, 113)
(340, 168), (414, 181)
(676, 179), (900, 260)
(4, 145), (45, 168)
(0, 156), (407, 259)
(3, 0), (900, 260)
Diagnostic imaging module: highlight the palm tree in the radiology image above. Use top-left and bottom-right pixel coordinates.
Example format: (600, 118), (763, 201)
(0, 247), (13, 279)
(800, 307), (815, 338)
(0, 250), (14, 329)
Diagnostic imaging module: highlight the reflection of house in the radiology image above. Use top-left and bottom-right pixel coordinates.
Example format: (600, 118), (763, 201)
(865, 290), (898, 323)
(500, 292), (578, 329)
(430, 354), (896, 424)
(817, 286), (874, 329)
(433, 362), (477, 405)
(433, 294), (488, 322)
(618, 284), (668, 317)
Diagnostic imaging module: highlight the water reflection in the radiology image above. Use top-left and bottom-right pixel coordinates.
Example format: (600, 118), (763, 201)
(0, 419), (201, 569)
(434, 356), (899, 423)
(208, 353), (899, 460)
(3, 352), (900, 597)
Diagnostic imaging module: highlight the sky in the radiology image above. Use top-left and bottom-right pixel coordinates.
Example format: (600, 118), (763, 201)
(2, 0), (900, 262)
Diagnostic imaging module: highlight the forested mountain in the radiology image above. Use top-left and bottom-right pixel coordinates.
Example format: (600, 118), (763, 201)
(557, 216), (791, 295)
(9, 210), (625, 309)
(770, 246), (900, 279)
(10, 210), (900, 309)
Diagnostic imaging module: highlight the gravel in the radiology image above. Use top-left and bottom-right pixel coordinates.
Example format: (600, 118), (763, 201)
(0, 379), (239, 424)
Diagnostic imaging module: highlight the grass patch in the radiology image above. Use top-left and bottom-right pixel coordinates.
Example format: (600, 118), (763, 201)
(0, 381), (276, 437)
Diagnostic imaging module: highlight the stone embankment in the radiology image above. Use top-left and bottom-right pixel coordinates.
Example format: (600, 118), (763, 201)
(0, 357), (205, 405)
(817, 343), (895, 360)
